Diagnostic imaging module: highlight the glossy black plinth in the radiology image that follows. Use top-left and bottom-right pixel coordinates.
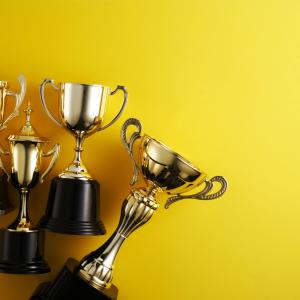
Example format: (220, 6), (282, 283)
(0, 229), (49, 274)
(0, 173), (13, 216)
(39, 177), (106, 235)
(31, 258), (118, 300)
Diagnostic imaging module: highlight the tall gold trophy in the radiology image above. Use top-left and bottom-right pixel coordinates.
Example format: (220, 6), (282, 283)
(0, 103), (59, 274)
(0, 75), (26, 215)
(39, 79), (128, 235)
(31, 118), (227, 300)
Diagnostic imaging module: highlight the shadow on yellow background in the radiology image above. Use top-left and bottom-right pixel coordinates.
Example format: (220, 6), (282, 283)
(0, 0), (300, 299)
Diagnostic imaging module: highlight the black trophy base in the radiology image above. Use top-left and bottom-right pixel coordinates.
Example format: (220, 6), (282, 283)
(31, 258), (118, 300)
(0, 173), (13, 216)
(39, 177), (106, 236)
(0, 228), (50, 274)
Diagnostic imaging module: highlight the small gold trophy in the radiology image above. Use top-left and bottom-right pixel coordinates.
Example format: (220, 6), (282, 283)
(39, 79), (128, 235)
(31, 118), (228, 299)
(0, 103), (59, 273)
(0, 75), (26, 215)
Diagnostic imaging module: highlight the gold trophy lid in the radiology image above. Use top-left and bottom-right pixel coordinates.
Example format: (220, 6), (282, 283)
(8, 102), (48, 143)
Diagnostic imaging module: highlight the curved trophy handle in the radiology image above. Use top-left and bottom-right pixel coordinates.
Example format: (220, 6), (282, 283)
(40, 78), (64, 128)
(121, 118), (142, 185)
(165, 176), (228, 209)
(0, 144), (10, 181)
(40, 143), (60, 183)
(0, 74), (26, 130)
(98, 85), (128, 131)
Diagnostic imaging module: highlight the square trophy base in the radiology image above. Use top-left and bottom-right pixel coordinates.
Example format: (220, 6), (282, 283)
(0, 173), (13, 216)
(31, 258), (118, 300)
(0, 228), (49, 274)
(39, 177), (106, 236)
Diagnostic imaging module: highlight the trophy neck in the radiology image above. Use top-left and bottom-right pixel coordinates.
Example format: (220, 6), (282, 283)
(59, 132), (93, 180)
(77, 188), (159, 290)
(8, 188), (35, 232)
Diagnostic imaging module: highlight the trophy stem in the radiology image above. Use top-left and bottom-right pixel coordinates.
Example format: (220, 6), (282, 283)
(59, 132), (92, 180)
(77, 188), (159, 291)
(9, 188), (33, 231)
(73, 133), (84, 167)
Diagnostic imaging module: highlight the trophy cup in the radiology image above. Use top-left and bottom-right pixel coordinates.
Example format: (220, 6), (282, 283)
(0, 103), (60, 274)
(39, 79), (128, 235)
(0, 75), (26, 215)
(30, 118), (227, 299)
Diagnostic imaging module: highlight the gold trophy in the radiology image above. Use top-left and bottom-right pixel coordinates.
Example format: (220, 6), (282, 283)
(0, 103), (59, 274)
(0, 75), (26, 215)
(31, 118), (228, 300)
(39, 79), (128, 235)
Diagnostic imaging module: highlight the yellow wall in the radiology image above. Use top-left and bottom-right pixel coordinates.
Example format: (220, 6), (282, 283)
(0, 0), (300, 299)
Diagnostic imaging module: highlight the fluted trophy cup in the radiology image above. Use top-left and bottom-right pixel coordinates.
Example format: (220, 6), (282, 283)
(0, 103), (59, 274)
(30, 118), (228, 300)
(0, 75), (26, 215)
(39, 79), (128, 235)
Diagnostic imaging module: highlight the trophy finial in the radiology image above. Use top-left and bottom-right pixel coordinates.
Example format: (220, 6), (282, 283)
(24, 101), (33, 124)
(19, 101), (37, 137)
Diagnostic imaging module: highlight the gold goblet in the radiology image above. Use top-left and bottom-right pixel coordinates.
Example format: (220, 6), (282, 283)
(38, 79), (128, 235)
(0, 104), (59, 274)
(77, 118), (228, 292)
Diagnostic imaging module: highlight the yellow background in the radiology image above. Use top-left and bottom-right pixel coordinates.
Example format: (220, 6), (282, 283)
(0, 0), (300, 299)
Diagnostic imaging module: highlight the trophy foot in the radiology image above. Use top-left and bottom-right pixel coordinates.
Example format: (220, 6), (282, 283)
(59, 162), (93, 180)
(0, 228), (50, 274)
(39, 177), (106, 235)
(0, 173), (13, 216)
(30, 258), (118, 300)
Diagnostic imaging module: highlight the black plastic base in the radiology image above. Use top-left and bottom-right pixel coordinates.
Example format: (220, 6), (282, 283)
(31, 258), (118, 300)
(39, 177), (106, 235)
(0, 229), (50, 274)
(0, 173), (13, 216)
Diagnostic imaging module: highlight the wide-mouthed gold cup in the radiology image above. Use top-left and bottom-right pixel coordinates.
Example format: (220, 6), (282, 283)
(0, 75), (26, 131)
(40, 79), (128, 180)
(0, 104), (59, 231)
(77, 118), (228, 292)
(121, 118), (227, 208)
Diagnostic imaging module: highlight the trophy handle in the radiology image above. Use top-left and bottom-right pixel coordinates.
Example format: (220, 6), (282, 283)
(40, 78), (64, 128)
(0, 75), (26, 131)
(40, 143), (60, 183)
(98, 85), (128, 131)
(0, 144), (10, 181)
(165, 176), (228, 209)
(120, 118), (142, 185)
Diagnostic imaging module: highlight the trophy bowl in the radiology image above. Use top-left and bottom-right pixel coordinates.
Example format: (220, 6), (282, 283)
(139, 135), (207, 195)
(59, 82), (111, 136)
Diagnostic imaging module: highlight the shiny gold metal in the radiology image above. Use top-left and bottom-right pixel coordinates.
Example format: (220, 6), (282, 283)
(77, 118), (228, 291)
(0, 103), (60, 232)
(40, 79), (128, 180)
(0, 75), (26, 131)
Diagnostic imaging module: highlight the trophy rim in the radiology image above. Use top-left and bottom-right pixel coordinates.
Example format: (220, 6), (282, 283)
(62, 81), (110, 89)
(143, 135), (202, 174)
(8, 134), (49, 143)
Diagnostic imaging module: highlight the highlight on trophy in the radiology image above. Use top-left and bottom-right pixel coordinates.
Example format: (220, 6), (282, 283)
(0, 102), (60, 274)
(30, 118), (228, 300)
(0, 74), (26, 215)
(38, 79), (128, 235)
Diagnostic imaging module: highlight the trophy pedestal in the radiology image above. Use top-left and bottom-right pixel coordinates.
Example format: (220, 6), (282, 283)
(31, 258), (118, 300)
(0, 173), (13, 215)
(0, 228), (49, 274)
(39, 177), (106, 235)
